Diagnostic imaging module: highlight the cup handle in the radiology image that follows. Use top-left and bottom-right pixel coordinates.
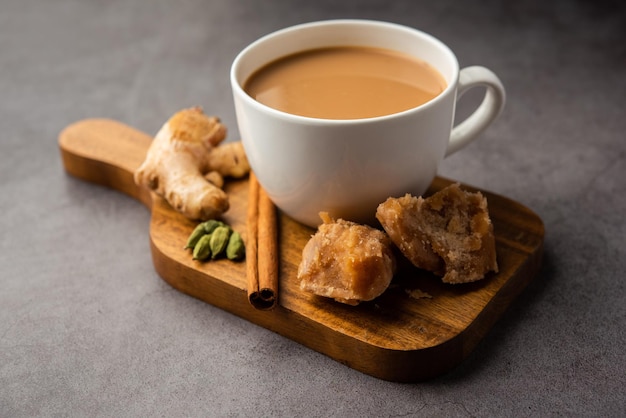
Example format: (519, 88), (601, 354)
(446, 66), (506, 157)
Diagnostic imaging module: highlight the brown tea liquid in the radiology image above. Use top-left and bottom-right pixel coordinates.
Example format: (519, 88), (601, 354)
(244, 46), (447, 120)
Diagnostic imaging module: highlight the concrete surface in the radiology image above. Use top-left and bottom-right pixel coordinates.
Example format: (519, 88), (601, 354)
(1, 0), (624, 416)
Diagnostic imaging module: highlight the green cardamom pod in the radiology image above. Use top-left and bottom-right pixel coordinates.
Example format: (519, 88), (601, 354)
(185, 223), (208, 249)
(226, 231), (245, 261)
(202, 219), (225, 234)
(192, 234), (212, 261)
(209, 226), (231, 259)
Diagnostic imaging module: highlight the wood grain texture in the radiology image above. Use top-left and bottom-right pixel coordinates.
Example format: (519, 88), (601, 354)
(59, 118), (544, 382)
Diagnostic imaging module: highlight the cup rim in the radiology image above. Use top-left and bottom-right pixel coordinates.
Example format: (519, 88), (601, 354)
(230, 19), (460, 125)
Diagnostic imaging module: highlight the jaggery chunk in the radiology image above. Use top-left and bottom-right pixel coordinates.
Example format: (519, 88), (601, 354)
(298, 212), (396, 305)
(376, 184), (498, 284)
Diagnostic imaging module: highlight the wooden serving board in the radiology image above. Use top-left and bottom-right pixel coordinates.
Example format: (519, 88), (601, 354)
(59, 118), (544, 382)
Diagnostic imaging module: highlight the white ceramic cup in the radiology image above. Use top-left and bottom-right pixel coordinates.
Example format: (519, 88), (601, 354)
(231, 20), (505, 227)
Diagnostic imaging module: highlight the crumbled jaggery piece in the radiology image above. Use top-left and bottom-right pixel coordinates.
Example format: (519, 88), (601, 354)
(376, 183), (498, 284)
(298, 212), (396, 305)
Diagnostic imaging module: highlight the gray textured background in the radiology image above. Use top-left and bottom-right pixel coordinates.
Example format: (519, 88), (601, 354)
(1, 0), (625, 416)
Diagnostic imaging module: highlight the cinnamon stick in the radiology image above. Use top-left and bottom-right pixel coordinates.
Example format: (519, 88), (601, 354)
(246, 172), (278, 310)
(246, 172), (260, 305)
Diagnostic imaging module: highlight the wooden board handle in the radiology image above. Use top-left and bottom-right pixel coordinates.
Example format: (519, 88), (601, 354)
(58, 118), (153, 208)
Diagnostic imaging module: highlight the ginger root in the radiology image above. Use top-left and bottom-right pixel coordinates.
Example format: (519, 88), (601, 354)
(134, 107), (250, 220)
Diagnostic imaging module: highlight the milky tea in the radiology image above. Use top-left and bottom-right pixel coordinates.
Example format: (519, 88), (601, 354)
(243, 46), (447, 120)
